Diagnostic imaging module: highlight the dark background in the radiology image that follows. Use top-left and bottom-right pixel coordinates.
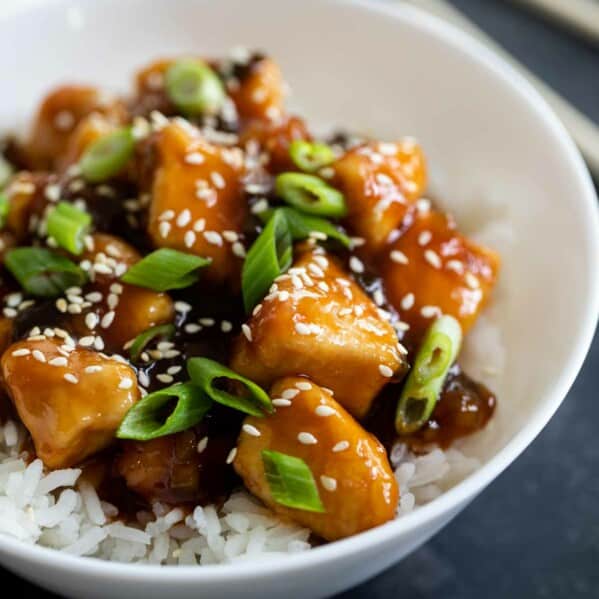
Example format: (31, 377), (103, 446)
(3, 0), (598, 597)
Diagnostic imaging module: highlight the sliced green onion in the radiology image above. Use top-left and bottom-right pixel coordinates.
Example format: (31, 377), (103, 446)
(262, 450), (325, 513)
(165, 59), (226, 116)
(275, 172), (346, 218)
(289, 140), (335, 173)
(261, 207), (351, 249)
(395, 315), (463, 435)
(0, 156), (13, 189)
(5, 247), (87, 297)
(80, 127), (135, 183)
(187, 357), (272, 417)
(128, 323), (176, 362)
(121, 248), (211, 292)
(46, 202), (91, 255)
(242, 209), (292, 312)
(117, 382), (211, 441)
(0, 193), (9, 229)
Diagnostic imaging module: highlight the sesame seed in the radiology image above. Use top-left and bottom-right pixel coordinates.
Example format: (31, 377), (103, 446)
(48, 357), (68, 367)
(159, 221), (171, 238)
(320, 475), (337, 491)
(185, 323), (202, 334)
(222, 230), (238, 243)
(379, 364), (394, 378)
(175, 301), (192, 313)
(94, 337), (105, 351)
(85, 312), (98, 329)
(313, 255), (328, 269)
(176, 209), (192, 227)
(232, 242), (246, 258)
(64, 373), (79, 384)
(185, 152), (205, 165)
(79, 336), (95, 347)
(221, 320), (233, 333)
(296, 381), (312, 391)
(118, 377), (133, 390)
(315, 405), (336, 417)
(298, 432), (318, 445)
(203, 231), (223, 246)
(159, 209), (175, 221)
(465, 272), (480, 289)
(197, 437), (208, 453)
(241, 324), (253, 342)
(401, 293), (415, 310)
(85, 365), (103, 374)
(226, 447), (237, 464)
(101, 311), (115, 328)
(85, 292), (102, 303)
(2, 308), (17, 318)
(332, 440), (350, 452)
(32, 350), (46, 363)
(193, 218), (206, 232)
(349, 256), (364, 273)
(251, 198), (269, 214)
(294, 322), (311, 335)
(252, 304), (263, 316)
(446, 260), (464, 274)
(272, 398), (292, 407)
(418, 230), (432, 246)
(210, 171), (226, 189)
(421, 305), (441, 318)
(424, 249), (442, 269)
(282, 388), (300, 400)
(242, 424), (261, 437)
(167, 365), (182, 375)
(156, 374), (174, 384)
(278, 290), (290, 302)
(390, 250), (409, 264)
(184, 230), (196, 248)
(11, 348), (30, 357)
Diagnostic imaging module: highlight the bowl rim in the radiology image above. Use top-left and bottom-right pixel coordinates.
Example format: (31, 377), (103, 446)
(0, 0), (597, 583)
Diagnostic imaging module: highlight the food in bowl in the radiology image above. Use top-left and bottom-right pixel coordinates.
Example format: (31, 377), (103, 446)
(0, 50), (500, 563)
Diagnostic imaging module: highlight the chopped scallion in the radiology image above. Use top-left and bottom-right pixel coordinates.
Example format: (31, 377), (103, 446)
(395, 315), (462, 434)
(241, 209), (292, 312)
(128, 323), (176, 362)
(262, 450), (325, 513)
(121, 248), (211, 292)
(117, 382), (211, 441)
(289, 140), (335, 173)
(0, 193), (9, 229)
(80, 127), (135, 183)
(275, 172), (346, 218)
(5, 247), (87, 297)
(165, 59), (226, 116)
(187, 357), (272, 417)
(46, 202), (91, 255)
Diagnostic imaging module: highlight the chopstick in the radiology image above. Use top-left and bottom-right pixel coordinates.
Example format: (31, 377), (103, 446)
(510, 0), (599, 46)
(402, 0), (599, 180)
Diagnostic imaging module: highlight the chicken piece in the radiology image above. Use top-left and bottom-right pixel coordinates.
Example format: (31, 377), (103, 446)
(148, 122), (246, 284)
(230, 246), (405, 418)
(239, 115), (310, 173)
(381, 206), (500, 343)
(234, 377), (398, 541)
(131, 58), (178, 117)
(117, 413), (238, 505)
(332, 140), (427, 251)
(23, 85), (125, 170)
(73, 233), (174, 352)
(229, 56), (285, 122)
(1, 338), (140, 468)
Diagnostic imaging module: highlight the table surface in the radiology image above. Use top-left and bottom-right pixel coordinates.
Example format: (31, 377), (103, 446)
(2, 0), (598, 597)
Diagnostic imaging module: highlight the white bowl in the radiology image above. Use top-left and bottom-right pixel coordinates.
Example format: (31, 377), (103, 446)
(0, 0), (597, 597)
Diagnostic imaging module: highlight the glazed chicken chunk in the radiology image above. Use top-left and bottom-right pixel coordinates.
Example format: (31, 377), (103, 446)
(23, 85), (125, 171)
(332, 139), (427, 251)
(381, 205), (500, 342)
(230, 246), (405, 418)
(148, 121), (247, 284)
(234, 377), (399, 541)
(72, 233), (174, 352)
(1, 338), (140, 469)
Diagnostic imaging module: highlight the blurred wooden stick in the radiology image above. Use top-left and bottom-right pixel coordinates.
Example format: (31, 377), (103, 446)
(404, 0), (599, 180)
(511, 0), (599, 46)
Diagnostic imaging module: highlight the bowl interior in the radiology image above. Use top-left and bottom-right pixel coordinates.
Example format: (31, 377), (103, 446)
(0, 0), (597, 592)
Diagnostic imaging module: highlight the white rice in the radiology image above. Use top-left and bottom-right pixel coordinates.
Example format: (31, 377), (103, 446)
(0, 418), (483, 564)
